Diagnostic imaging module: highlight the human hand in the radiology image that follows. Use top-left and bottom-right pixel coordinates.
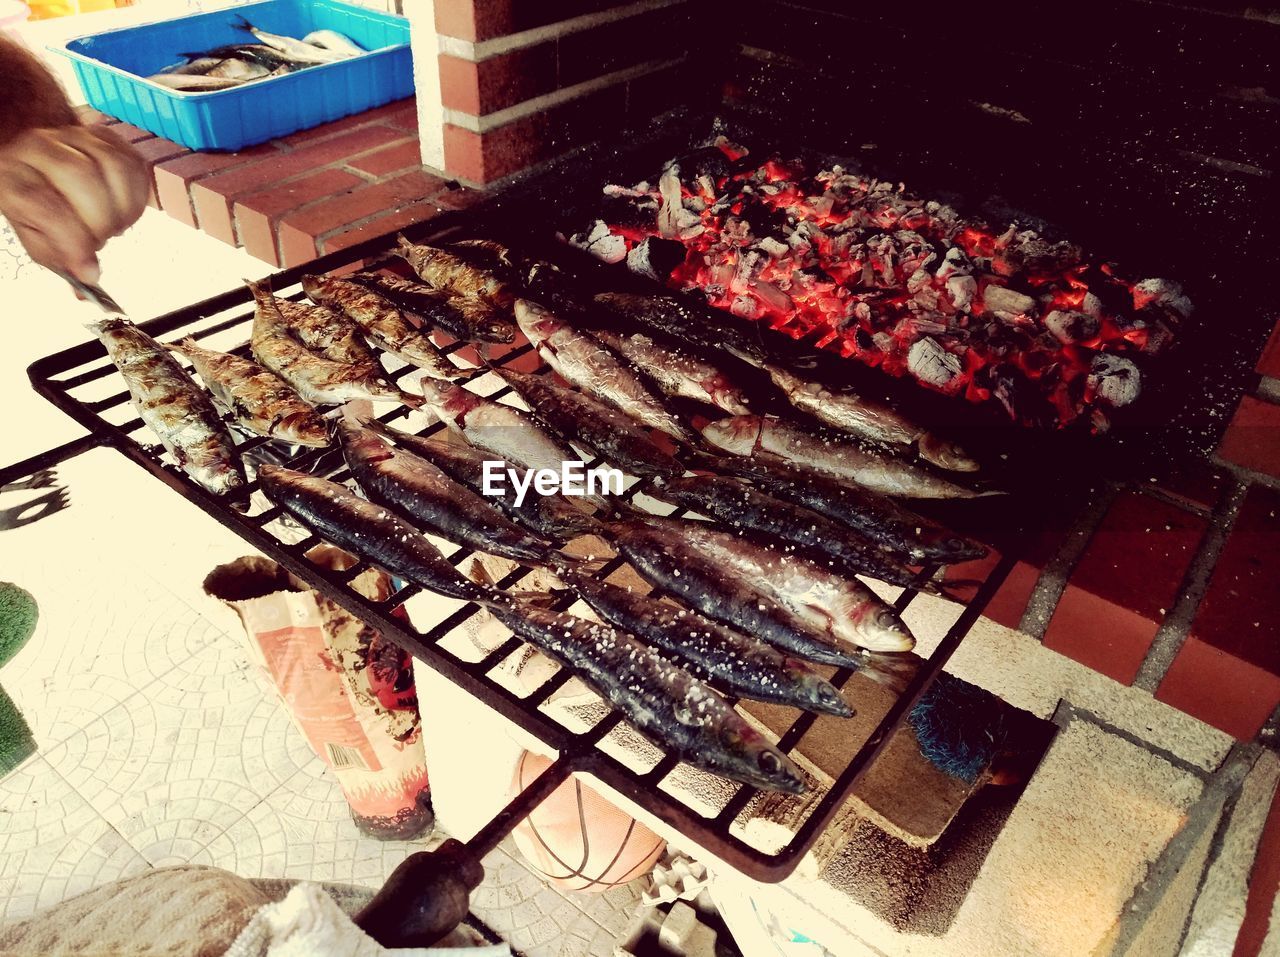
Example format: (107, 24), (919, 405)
(0, 123), (149, 287)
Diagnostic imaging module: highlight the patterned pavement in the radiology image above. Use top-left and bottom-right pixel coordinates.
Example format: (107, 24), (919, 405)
(0, 452), (642, 951)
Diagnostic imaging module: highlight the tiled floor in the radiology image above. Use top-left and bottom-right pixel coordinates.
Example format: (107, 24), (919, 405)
(0, 451), (642, 952)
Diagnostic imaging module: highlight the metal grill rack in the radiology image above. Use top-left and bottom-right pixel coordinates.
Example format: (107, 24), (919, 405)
(27, 215), (1019, 884)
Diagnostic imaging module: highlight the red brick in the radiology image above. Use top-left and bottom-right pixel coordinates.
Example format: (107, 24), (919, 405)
(443, 114), (551, 184)
(234, 168), (365, 266)
(1043, 590), (1161, 685)
(1191, 484), (1280, 675)
(385, 100), (420, 133)
(1236, 784), (1280, 957)
(154, 150), (272, 228)
(435, 0), (513, 42)
(345, 140), (422, 177)
(1146, 461), (1229, 511)
(131, 137), (188, 167)
(432, 187), (486, 211)
(1256, 317), (1280, 380)
(1061, 493), (1206, 624)
(276, 97), (416, 147)
(1155, 637), (1280, 739)
(110, 122), (156, 144)
(320, 202), (441, 256)
(190, 126), (406, 244)
(440, 44), (556, 116)
(277, 170), (448, 267)
(1217, 395), (1280, 479)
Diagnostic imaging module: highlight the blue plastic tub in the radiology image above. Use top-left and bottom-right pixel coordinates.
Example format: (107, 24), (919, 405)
(54, 0), (413, 152)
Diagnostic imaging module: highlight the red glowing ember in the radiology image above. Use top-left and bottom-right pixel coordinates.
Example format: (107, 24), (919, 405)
(572, 139), (1192, 430)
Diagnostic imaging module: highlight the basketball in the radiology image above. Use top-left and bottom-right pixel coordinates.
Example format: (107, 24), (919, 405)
(510, 751), (667, 893)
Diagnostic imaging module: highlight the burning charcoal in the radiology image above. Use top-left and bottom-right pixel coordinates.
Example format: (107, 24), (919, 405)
(1043, 309), (1100, 344)
(908, 337), (963, 389)
(731, 295), (762, 319)
(946, 274), (977, 312)
(935, 246), (971, 280)
(627, 237), (687, 281)
(675, 145), (733, 181)
(1133, 278), (1193, 320)
(599, 194), (660, 231)
(759, 237), (789, 258)
(752, 280), (794, 315)
(994, 229), (1083, 276)
(1088, 354), (1141, 407)
(865, 234), (897, 286)
(657, 166), (685, 239)
(982, 284), (1037, 322)
(574, 221), (628, 264)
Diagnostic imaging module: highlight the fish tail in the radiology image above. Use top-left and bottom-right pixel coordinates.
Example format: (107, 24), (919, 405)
(232, 14), (254, 32)
(398, 391), (425, 410)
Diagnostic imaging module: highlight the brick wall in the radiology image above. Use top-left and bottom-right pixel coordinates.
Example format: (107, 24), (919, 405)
(426, 0), (710, 184)
(85, 100), (482, 268)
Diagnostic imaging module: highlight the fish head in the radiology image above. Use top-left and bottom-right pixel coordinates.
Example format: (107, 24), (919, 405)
(280, 412), (331, 448)
(417, 376), (477, 417)
(705, 718), (806, 794)
(784, 660), (854, 717)
(299, 274), (330, 303)
(513, 299), (562, 346)
(700, 415), (763, 455)
(335, 416), (393, 463)
(918, 433), (980, 473)
(852, 602), (915, 653)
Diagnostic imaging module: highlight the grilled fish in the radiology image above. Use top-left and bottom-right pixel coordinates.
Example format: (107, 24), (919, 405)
(592, 328), (751, 415)
(497, 369), (682, 479)
(249, 289), (417, 407)
(250, 283), (381, 370)
(514, 300), (695, 442)
(234, 16), (346, 64)
(702, 415), (984, 499)
(337, 419), (561, 566)
(557, 568), (851, 716)
(650, 475), (933, 588)
(448, 238), (516, 273)
(90, 318), (246, 500)
(705, 453), (988, 564)
(364, 421), (604, 542)
(609, 515), (914, 660)
(168, 338), (329, 447)
(762, 363), (978, 472)
(257, 464), (489, 602)
(486, 598), (805, 793)
(394, 235), (514, 307)
(347, 272), (515, 344)
(592, 291), (766, 362)
(417, 378), (576, 475)
(301, 274), (461, 380)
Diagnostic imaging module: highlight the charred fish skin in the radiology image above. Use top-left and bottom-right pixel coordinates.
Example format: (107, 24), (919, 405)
(607, 519), (865, 667)
(168, 338), (330, 448)
(657, 514), (915, 654)
(257, 288), (381, 371)
(347, 272), (515, 344)
(592, 291), (766, 363)
(301, 274), (461, 381)
(592, 328), (752, 416)
(336, 420), (559, 566)
(558, 570), (852, 717)
(257, 464), (489, 603)
(417, 378), (577, 475)
(702, 415), (983, 500)
(762, 363), (979, 473)
(712, 453), (988, 564)
(363, 421), (604, 542)
(248, 284), (418, 407)
(497, 369), (682, 479)
(650, 475), (927, 588)
(394, 235), (514, 307)
(90, 318), (246, 500)
(487, 600), (805, 794)
(514, 299), (696, 442)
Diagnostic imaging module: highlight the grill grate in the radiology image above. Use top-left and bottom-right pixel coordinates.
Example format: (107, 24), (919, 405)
(27, 213), (1019, 883)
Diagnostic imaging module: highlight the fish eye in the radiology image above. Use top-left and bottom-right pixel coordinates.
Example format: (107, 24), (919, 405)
(876, 608), (900, 629)
(757, 751), (781, 773)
